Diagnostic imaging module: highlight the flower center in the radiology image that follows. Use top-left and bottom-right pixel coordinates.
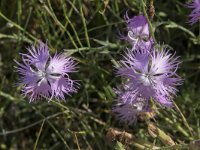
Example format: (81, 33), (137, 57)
(35, 70), (49, 86)
(132, 102), (143, 111)
(37, 70), (47, 78)
(140, 73), (154, 86)
(30, 65), (62, 87)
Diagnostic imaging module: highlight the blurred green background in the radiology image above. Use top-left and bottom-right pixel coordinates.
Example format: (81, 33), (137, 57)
(0, 0), (200, 149)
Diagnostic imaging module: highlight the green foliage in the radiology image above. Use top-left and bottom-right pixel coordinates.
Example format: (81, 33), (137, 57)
(0, 0), (200, 149)
(115, 141), (125, 150)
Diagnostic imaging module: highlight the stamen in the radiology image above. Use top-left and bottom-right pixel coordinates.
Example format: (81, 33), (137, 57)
(37, 77), (46, 86)
(132, 102), (144, 111)
(128, 31), (138, 41)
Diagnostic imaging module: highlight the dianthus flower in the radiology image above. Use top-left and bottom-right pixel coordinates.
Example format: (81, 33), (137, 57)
(117, 47), (182, 107)
(113, 95), (150, 124)
(186, 0), (200, 25)
(15, 41), (78, 102)
(125, 14), (153, 50)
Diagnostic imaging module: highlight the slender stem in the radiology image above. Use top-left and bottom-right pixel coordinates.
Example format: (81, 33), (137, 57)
(172, 100), (194, 137)
(74, 133), (81, 150)
(0, 109), (69, 136)
(51, 100), (70, 111)
(33, 120), (45, 150)
(78, 0), (91, 48)
(198, 20), (200, 44)
(0, 11), (38, 42)
(32, 107), (71, 149)
(45, 1), (78, 49)
(141, 0), (157, 43)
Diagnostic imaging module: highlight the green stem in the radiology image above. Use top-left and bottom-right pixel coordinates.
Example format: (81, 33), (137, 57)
(198, 20), (200, 44)
(0, 11), (38, 42)
(33, 120), (45, 150)
(141, 0), (157, 44)
(172, 100), (194, 138)
(78, 0), (91, 48)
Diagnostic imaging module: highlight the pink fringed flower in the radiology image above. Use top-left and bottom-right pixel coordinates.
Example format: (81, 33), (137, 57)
(113, 96), (150, 125)
(125, 14), (153, 50)
(117, 47), (182, 107)
(15, 41), (78, 102)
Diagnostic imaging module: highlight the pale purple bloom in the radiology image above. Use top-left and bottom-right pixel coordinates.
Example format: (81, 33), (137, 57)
(15, 41), (78, 102)
(126, 14), (149, 38)
(113, 95), (150, 125)
(125, 14), (153, 50)
(117, 47), (182, 107)
(186, 0), (200, 25)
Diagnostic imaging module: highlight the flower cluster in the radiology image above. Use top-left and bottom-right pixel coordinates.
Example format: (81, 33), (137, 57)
(113, 14), (182, 125)
(15, 41), (78, 102)
(15, 14), (184, 125)
(186, 0), (200, 25)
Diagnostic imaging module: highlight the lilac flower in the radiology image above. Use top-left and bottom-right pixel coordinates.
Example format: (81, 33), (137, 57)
(117, 47), (182, 107)
(113, 95), (150, 125)
(186, 0), (200, 25)
(15, 41), (78, 102)
(125, 14), (153, 50)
